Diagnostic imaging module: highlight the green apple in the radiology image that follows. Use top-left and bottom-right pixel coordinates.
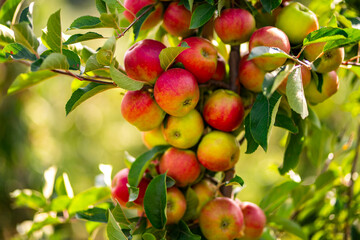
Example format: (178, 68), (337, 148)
(192, 180), (216, 218)
(166, 187), (187, 225)
(305, 71), (339, 104)
(141, 127), (168, 149)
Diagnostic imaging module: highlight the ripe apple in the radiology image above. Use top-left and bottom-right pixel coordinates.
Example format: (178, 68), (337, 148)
(162, 109), (204, 149)
(237, 54), (266, 92)
(249, 26), (291, 71)
(163, 2), (193, 37)
(124, 0), (163, 30)
(192, 180), (217, 218)
(154, 68), (199, 117)
(197, 131), (240, 172)
(124, 39), (166, 85)
(305, 70), (339, 104)
(214, 8), (255, 45)
(275, 2), (319, 45)
(166, 187), (187, 225)
(199, 197), (244, 240)
(176, 37), (218, 84)
(159, 147), (201, 187)
(121, 90), (165, 131)
(141, 127), (168, 149)
(212, 54), (226, 81)
(240, 202), (267, 239)
(277, 65), (311, 94)
(203, 89), (245, 132)
(111, 168), (149, 207)
(303, 42), (344, 73)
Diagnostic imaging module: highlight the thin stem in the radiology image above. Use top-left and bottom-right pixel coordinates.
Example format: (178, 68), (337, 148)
(51, 69), (116, 85)
(291, 56), (312, 70)
(199, 79), (230, 89)
(229, 45), (240, 93)
(342, 61), (360, 67)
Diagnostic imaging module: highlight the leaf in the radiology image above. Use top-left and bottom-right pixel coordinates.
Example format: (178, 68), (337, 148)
(76, 207), (108, 223)
(107, 210), (128, 240)
(68, 16), (104, 30)
(49, 195), (71, 212)
(167, 221), (201, 240)
(307, 106), (321, 129)
(250, 92), (282, 151)
(97, 35), (116, 66)
(182, 188), (199, 221)
(7, 70), (57, 94)
(112, 202), (131, 226)
(64, 32), (103, 45)
(100, 13), (119, 28)
(315, 170), (338, 190)
(218, 0), (225, 13)
(144, 174), (167, 229)
(46, 10), (62, 53)
(159, 45), (190, 71)
(142, 233), (157, 240)
(133, 5), (155, 41)
(103, 0), (125, 14)
(274, 114), (298, 134)
(40, 53), (69, 70)
(12, 22), (39, 52)
(323, 28), (360, 51)
(302, 27), (348, 46)
(66, 82), (116, 115)
(63, 49), (81, 70)
(286, 67), (308, 119)
(260, 0), (281, 13)
(244, 115), (259, 154)
(226, 175), (245, 186)
(248, 46), (292, 60)
(263, 63), (295, 98)
(96, 0), (107, 14)
(0, 0), (22, 26)
(189, 3), (215, 29)
(110, 64), (144, 91)
(19, 2), (34, 28)
(28, 216), (61, 234)
(0, 24), (14, 45)
(85, 54), (104, 73)
(3, 43), (37, 60)
(10, 189), (47, 210)
(55, 173), (74, 197)
(269, 216), (307, 239)
(68, 186), (111, 215)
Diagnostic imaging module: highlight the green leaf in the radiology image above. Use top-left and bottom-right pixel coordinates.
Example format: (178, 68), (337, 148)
(286, 67), (308, 119)
(217, 0), (225, 13)
(128, 145), (170, 188)
(159, 45), (189, 71)
(49, 195), (71, 212)
(110, 64), (144, 91)
(40, 53), (69, 70)
(107, 209), (128, 240)
(269, 216), (307, 239)
(274, 114), (298, 134)
(55, 173), (74, 197)
(144, 174), (167, 229)
(248, 46), (292, 60)
(85, 54), (104, 73)
(76, 207), (108, 223)
(0, 24), (14, 45)
(7, 70), (57, 94)
(66, 82), (116, 115)
(189, 3), (215, 29)
(226, 175), (245, 186)
(97, 36), (116, 66)
(64, 32), (103, 45)
(263, 63), (295, 98)
(0, 0), (22, 26)
(182, 188), (199, 221)
(315, 170), (338, 190)
(63, 49), (81, 70)
(68, 16), (104, 30)
(68, 187), (111, 215)
(303, 27), (348, 46)
(10, 189), (47, 210)
(260, 0), (281, 13)
(28, 216), (61, 234)
(167, 221), (201, 240)
(100, 13), (119, 28)
(142, 233), (156, 240)
(133, 5), (155, 41)
(244, 114), (259, 154)
(3, 43), (37, 60)
(46, 10), (62, 53)
(307, 107), (321, 129)
(12, 22), (39, 52)
(103, 0), (125, 14)
(323, 28), (360, 51)
(250, 92), (282, 151)
(19, 4), (34, 28)
(112, 202), (131, 226)
(96, 0), (107, 14)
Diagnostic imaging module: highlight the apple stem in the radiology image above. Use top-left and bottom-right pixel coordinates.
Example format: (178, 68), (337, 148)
(229, 45), (240, 93)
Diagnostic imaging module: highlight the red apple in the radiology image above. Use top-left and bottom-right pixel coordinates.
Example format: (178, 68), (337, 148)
(154, 68), (199, 117)
(121, 90), (165, 131)
(159, 147), (201, 187)
(199, 197), (244, 240)
(212, 54), (226, 81)
(192, 180), (217, 218)
(177, 37), (218, 83)
(214, 8), (256, 45)
(249, 26), (291, 71)
(163, 2), (193, 37)
(277, 65), (311, 94)
(124, 39), (166, 85)
(197, 131), (240, 172)
(237, 54), (266, 92)
(240, 202), (266, 239)
(124, 0), (163, 30)
(203, 89), (245, 132)
(141, 127), (168, 149)
(166, 187), (187, 225)
(305, 70), (339, 104)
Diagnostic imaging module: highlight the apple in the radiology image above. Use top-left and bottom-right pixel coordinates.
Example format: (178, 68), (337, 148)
(303, 42), (344, 73)
(176, 37), (218, 83)
(199, 197), (244, 240)
(159, 147), (201, 187)
(197, 131), (240, 172)
(212, 54), (226, 81)
(154, 68), (199, 117)
(166, 187), (187, 225)
(203, 89), (245, 132)
(163, 2), (193, 37)
(121, 90), (165, 131)
(141, 127), (168, 149)
(214, 8), (255, 45)
(237, 54), (266, 92)
(275, 2), (319, 45)
(239, 202), (266, 239)
(124, 0), (163, 30)
(111, 168), (149, 207)
(124, 39), (166, 85)
(192, 180), (217, 218)
(249, 26), (291, 71)
(277, 65), (311, 94)
(305, 70), (339, 104)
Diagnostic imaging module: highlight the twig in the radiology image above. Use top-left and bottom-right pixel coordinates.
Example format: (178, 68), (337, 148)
(342, 61), (360, 67)
(229, 45), (240, 93)
(199, 79), (230, 89)
(51, 69), (116, 85)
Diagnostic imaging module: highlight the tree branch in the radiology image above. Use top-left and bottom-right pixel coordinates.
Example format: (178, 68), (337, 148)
(51, 69), (116, 85)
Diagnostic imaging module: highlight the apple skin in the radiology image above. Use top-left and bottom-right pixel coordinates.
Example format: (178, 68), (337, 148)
(275, 2), (319, 45)
(249, 26), (291, 71)
(111, 168), (150, 207)
(121, 90), (165, 131)
(176, 37), (218, 84)
(159, 147), (201, 187)
(192, 180), (217, 218)
(214, 8), (256, 45)
(212, 54), (226, 81)
(163, 2), (193, 37)
(166, 187), (187, 225)
(303, 42), (344, 73)
(141, 127), (168, 149)
(197, 131), (240, 172)
(162, 109), (204, 149)
(124, 39), (166, 85)
(199, 197), (244, 240)
(124, 0), (163, 30)
(154, 68), (200, 117)
(305, 70), (339, 105)
(239, 202), (266, 239)
(277, 65), (311, 94)
(237, 54), (266, 93)
(203, 89), (245, 132)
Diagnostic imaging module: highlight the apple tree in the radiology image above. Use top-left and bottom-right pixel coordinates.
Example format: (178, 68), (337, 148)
(1, 0), (360, 239)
